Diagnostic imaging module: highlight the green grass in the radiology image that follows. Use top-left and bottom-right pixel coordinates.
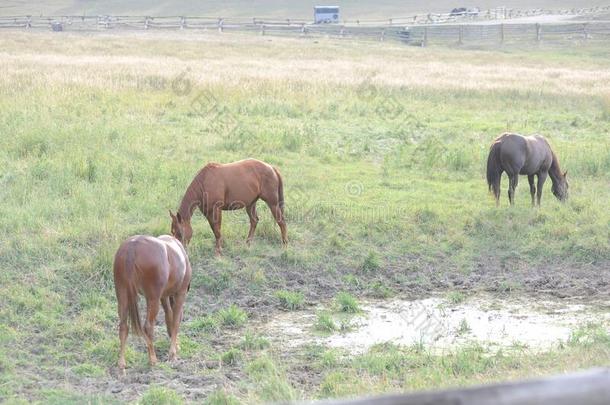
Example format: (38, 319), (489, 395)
(221, 348), (243, 365)
(139, 386), (184, 405)
(361, 251), (381, 273)
(335, 292), (360, 313)
(0, 30), (609, 404)
(317, 327), (610, 398)
(240, 331), (271, 351)
(446, 291), (466, 305)
(205, 390), (240, 405)
(315, 311), (338, 333)
(275, 290), (305, 310)
(216, 305), (248, 328)
(246, 356), (297, 402)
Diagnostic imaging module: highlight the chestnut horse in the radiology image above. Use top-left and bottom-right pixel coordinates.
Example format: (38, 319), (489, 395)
(171, 158), (287, 255)
(113, 234), (191, 372)
(486, 133), (568, 206)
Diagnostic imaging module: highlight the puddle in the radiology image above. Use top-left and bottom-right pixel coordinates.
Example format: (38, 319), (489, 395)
(262, 295), (610, 354)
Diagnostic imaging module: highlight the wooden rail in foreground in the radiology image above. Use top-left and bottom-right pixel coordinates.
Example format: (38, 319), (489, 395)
(308, 368), (610, 405)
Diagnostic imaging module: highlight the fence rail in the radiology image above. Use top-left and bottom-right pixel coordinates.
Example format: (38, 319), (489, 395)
(1, 6), (610, 46)
(314, 368), (610, 405)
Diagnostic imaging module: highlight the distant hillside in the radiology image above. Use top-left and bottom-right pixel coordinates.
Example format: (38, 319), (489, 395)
(2, 0), (607, 19)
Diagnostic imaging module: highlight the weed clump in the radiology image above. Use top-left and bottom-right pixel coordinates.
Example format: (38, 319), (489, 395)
(315, 311), (337, 332)
(335, 292), (360, 313)
(275, 290), (305, 310)
(361, 251), (380, 272)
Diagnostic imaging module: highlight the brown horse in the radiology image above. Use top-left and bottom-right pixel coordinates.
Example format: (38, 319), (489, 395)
(171, 158), (287, 255)
(113, 234), (191, 372)
(486, 133), (568, 206)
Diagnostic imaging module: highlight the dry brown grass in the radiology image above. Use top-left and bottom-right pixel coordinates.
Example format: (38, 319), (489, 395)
(1, 30), (609, 97)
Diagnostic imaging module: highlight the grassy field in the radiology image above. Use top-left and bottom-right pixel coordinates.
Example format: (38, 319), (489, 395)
(2, 0), (609, 18)
(0, 30), (609, 404)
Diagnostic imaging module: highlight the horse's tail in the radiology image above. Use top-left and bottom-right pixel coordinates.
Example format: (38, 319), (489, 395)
(273, 166), (285, 214)
(486, 140), (502, 196)
(124, 244), (144, 337)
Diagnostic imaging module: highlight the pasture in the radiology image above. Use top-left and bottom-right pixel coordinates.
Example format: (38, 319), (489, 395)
(0, 29), (609, 404)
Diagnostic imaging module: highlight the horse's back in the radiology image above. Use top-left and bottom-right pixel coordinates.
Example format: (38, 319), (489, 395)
(210, 158), (275, 178)
(200, 159), (278, 207)
(494, 133), (552, 175)
(157, 235), (191, 295)
(114, 235), (170, 289)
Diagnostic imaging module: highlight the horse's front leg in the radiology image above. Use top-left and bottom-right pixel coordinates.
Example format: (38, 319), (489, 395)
(528, 175), (536, 207)
(536, 171), (548, 206)
(206, 208), (223, 256)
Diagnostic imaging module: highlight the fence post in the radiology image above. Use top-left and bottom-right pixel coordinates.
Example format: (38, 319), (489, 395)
(144, 16), (150, 29)
(301, 23), (307, 36)
(180, 16), (186, 29)
(218, 18), (223, 33)
(423, 27), (428, 47)
(500, 23), (504, 44)
(380, 28), (385, 41)
(340, 27), (345, 38)
(260, 24), (265, 35)
(536, 23), (541, 42)
(583, 23), (589, 40)
(26, 15), (31, 29)
(458, 25), (464, 44)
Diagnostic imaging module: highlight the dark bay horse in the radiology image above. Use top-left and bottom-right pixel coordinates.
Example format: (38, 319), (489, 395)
(171, 158), (287, 255)
(486, 133), (568, 206)
(113, 234), (191, 372)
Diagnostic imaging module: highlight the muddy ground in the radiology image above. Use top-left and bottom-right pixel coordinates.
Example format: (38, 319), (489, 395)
(72, 254), (610, 403)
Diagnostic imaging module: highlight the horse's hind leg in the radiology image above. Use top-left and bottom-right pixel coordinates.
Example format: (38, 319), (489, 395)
(508, 174), (518, 205)
(168, 292), (187, 362)
(246, 200), (259, 245)
(144, 297), (160, 366)
(116, 287), (129, 373)
(528, 175), (536, 207)
(493, 175), (502, 207)
(161, 297), (173, 339)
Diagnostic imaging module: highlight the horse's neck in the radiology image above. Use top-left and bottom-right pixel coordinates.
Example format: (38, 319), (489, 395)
(179, 181), (201, 220)
(548, 152), (562, 184)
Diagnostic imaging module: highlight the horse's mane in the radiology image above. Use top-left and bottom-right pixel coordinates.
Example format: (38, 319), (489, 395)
(178, 164), (218, 220)
(548, 148), (564, 177)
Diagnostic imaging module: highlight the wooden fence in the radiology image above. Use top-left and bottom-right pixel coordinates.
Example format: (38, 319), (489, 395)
(1, 5), (610, 46)
(312, 368), (610, 405)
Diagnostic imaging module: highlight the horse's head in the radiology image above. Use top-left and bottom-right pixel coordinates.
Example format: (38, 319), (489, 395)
(170, 210), (192, 246)
(552, 170), (569, 201)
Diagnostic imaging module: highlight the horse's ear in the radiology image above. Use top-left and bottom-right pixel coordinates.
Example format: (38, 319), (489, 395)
(176, 212), (182, 223)
(169, 210), (176, 220)
(563, 170), (568, 177)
